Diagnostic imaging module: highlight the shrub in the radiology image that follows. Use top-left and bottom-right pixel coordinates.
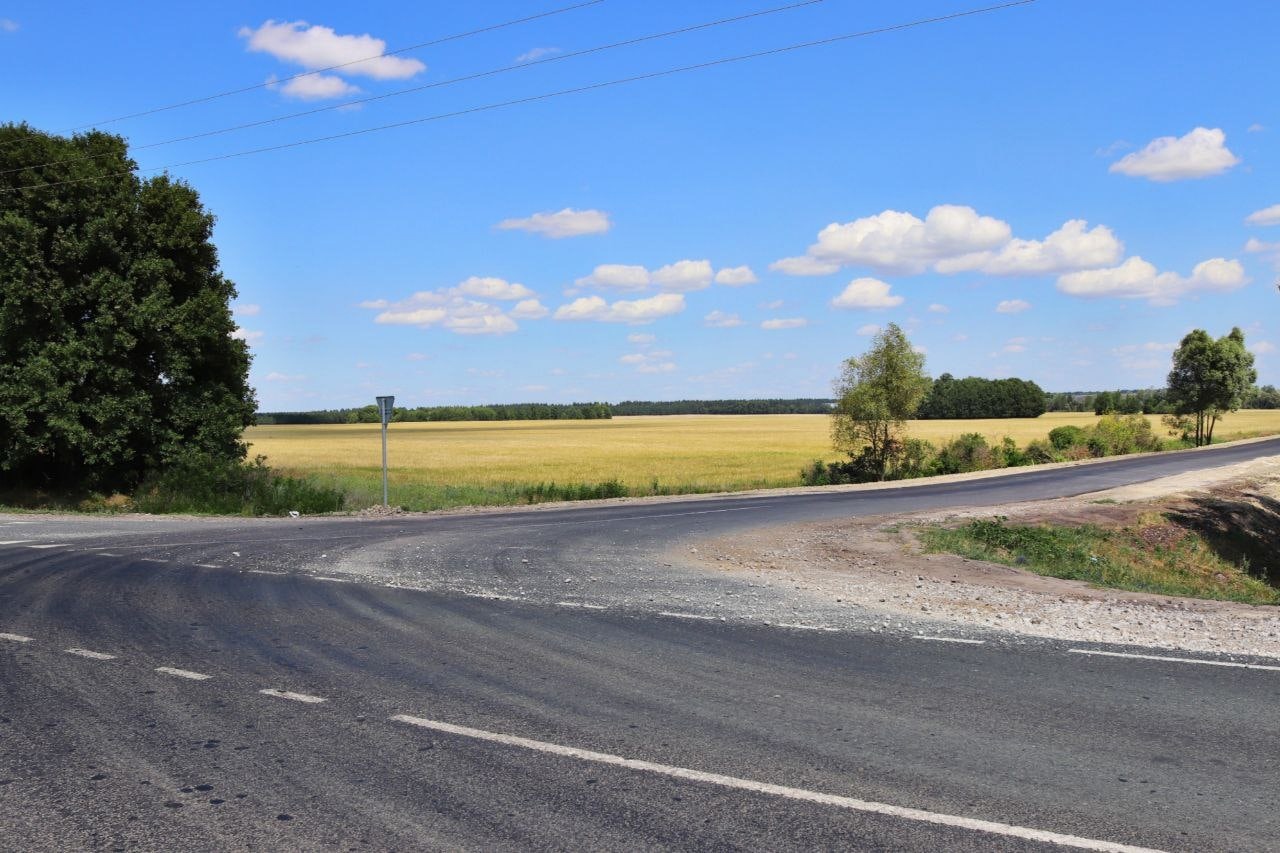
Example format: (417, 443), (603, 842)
(896, 439), (937, 480)
(1048, 425), (1087, 450)
(1087, 414), (1162, 457)
(134, 454), (344, 515)
(522, 480), (628, 503)
(1024, 439), (1057, 464)
(934, 433), (1000, 475)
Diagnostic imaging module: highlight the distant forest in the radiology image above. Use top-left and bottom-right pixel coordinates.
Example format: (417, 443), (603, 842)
(256, 384), (1280, 425)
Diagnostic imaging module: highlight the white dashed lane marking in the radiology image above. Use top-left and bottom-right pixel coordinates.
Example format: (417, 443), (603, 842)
(0, 632), (34, 643)
(25, 544), (68, 550)
(155, 666), (213, 681)
(776, 623), (839, 633)
(390, 714), (1163, 853)
(556, 601), (606, 610)
(259, 688), (327, 704)
(658, 611), (719, 621)
(915, 635), (986, 645)
(0, 540), (33, 545)
(66, 648), (116, 661)
(195, 564), (221, 569)
(138, 558), (169, 564)
(1069, 648), (1280, 672)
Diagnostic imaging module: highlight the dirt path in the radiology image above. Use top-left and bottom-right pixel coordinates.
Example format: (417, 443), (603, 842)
(684, 457), (1280, 658)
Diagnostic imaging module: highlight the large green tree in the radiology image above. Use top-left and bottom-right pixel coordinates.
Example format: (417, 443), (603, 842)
(831, 323), (931, 480)
(1165, 327), (1257, 447)
(0, 123), (256, 493)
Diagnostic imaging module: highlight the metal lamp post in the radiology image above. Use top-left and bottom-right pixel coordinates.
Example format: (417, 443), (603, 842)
(376, 395), (394, 506)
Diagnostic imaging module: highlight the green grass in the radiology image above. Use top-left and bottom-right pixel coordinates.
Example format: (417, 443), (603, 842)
(919, 516), (1279, 605)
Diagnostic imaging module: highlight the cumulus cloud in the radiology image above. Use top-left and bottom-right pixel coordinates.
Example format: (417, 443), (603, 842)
(1248, 123), (1265, 133)
(761, 317), (808, 330)
(231, 328), (264, 344)
(574, 264), (649, 292)
(497, 208), (611, 239)
(627, 333), (656, 344)
(239, 20), (425, 80)
(938, 220), (1123, 276)
(995, 299), (1031, 314)
(620, 349), (676, 373)
(704, 310), (743, 328)
(275, 73), (360, 100)
(363, 276), (541, 335)
(1109, 127), (1240, 182)
(1057, 256), (1248, 304)
(516, 46), (561, 63)
(1246, 204), (1280, 226)
(774, 205), (1011, 277)
(856, 323), (881, 336)
(1245, 237), (1280, 269)
(553, 293), (685, 324)
(714, 265), (758, 286)
(928, 303), (950, 314)
(831, 277), (904, 309)
(651, 259), (714, 292)
(0, 19), (18, 33)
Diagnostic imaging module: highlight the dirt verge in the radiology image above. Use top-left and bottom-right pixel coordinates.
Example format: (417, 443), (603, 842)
(682, 456), (1280, 658)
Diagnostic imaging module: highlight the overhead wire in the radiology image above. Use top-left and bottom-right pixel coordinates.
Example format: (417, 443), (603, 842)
(0, 0), (827, 178)
(1, 1), (1037, 195)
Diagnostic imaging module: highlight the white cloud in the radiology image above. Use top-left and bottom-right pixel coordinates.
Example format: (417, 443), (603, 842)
(856, 323), (881, 336)
(497, 208), (611, 239)
(522, 384), (550, 393)
(939, 220), (1124, 276)
(1113, 341), (1175, 355)
(759, 299), (784, 310)
(831, 277), (904, 309)
(776, 205), (1011, 277)
(953, 333), (969, 342)
(1109, 127), (1240, 182)
(620, 349), (677, 373)
(454, 276), (535, 301)
(510, 299), (549, 319)
(761, 317), (808, 330)
(1248, 123), (1265, 133)
(652, 259), (714, 292)
(1057, 256), (1249, 304)
(927, 303), (950, 314)
(638, 361), (677, 374)
(239, 20), (425, 80)
(995, 299), (1031, 314)
(364, 277), (542, 335)
(1252, 341), (1276, 355)
(553, 293), (685, 324)
(265, 372), (305, 382)
(233, 303), (261, 317)
(704, 310), (743, 328)
(574, 264), (651, 292)
(1246, 204), (1280, 226)
(406, 352), (429, 361)
(275, 73), (360, 100)
(1245, 237), (1280, 269)
(627, 333), (656, 344)
(1003, 343), (1026, 354)
(0, 19), (18, 33)
(516, 46), (561, 63)
(714, 265), (758, 286)
(231, 327), (264, 344)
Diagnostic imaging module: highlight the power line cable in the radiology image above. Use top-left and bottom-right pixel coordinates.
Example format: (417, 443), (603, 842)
(2, 1), (1037, 195)
(0, 0), (826, 177)
(66, 0), (608, 133)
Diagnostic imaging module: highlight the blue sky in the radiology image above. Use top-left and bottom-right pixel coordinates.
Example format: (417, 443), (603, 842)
(2, 0), (1278, 409)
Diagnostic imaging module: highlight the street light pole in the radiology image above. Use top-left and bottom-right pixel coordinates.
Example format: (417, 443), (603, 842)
(376, 395), (394, 507)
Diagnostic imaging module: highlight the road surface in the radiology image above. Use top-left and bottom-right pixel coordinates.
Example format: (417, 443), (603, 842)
(2, 438), (1279, 851)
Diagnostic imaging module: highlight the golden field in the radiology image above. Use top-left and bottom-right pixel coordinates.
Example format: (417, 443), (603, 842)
(244, 411), (1280, 510)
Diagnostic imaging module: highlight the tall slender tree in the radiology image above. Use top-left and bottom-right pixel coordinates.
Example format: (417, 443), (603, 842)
(1165, 327), (1256, 446)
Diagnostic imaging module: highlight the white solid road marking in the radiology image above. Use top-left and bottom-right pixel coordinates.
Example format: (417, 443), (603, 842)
(25, 543), (68, 549)
(658, 611), (719, 621)
(94, 553), (123, 557)
(1, 521), (36, 525)
(195, 564), (221, 569)
(313, 576), (352, 583)
(248, 569), (286, 576)
(259, 688), (327, 704)
(391, 715), (1163, 853)
(0, 632), (34, 643)
(1069, 648), (1280, 672)
(0, 540), (33, 545)
(138, 558), (169, 564)
(775, 622), (839, 633)
(66, 648), (116, 660)
(462, 592), (523, 602)
(915, 635), (986, 645)
(556, 601), (606, 610)
(155, 666), (212, 681)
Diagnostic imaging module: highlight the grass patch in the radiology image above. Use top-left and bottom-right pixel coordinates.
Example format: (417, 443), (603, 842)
(919, 516), (1279, 605)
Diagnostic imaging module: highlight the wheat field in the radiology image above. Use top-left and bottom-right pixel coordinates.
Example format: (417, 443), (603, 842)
(244, 411), (1280, 509)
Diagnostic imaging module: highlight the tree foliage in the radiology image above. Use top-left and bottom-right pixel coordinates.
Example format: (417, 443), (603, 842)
(0, 123), (255, 493)
(1164, 327), (1257, 446)
(831, 323), (930, 480)
(917, 374), (1046, 419)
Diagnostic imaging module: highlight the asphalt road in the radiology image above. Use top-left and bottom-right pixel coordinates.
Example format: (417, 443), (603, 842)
(3, 438), (1280, 852)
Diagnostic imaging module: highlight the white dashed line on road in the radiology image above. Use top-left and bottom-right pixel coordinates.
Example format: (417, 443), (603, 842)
(0, 632), (34, 643)
(463, 592), (523, 602)
(66, 648), (116, 660)
(390, 714), (1164, 853)
(1069, 648), (1280, 672)
(658, 611), (719, 621)
(0, 540), (33, 545)
(195, 564), (221, 569)
(138, 558), (169, 564)
(556, 601), (606, 610)
(247, 569), (286, 576)
(775, 623), (839, 633)
(25, 543), (68, 549)
(313, 576), (352, 583)
(155, 666), (213, 681)
(915, 635), (986, 645)
(93, 553), (123, 558)
(259, 688), (327, 704)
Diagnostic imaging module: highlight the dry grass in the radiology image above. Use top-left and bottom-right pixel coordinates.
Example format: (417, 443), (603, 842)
(244, 411), (1280, 510)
